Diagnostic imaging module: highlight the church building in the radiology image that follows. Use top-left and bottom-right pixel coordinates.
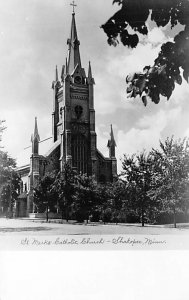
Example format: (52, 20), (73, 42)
(16, 10), (117, 217)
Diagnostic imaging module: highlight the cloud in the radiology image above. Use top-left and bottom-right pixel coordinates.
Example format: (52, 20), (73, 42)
(147, 27), (166, 45)
(1, 108), (51, 163)
(94, 38), (162, 116)
(96, 126), (109, 158)
(94, 25), (169, 117)
(116, 107), (182, 173)
(171, 79), (189, 104)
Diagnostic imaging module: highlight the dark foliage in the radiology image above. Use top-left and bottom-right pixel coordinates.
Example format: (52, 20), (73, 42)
(73, 174), (97, 222)
(0, 150), (20, 216)
(0, 120), (6, 147)
(31, 137), (189, 227)
(52, 163), (77, 221)
(0, 171), (20, 216)
(121, 151), (159, 226)
(149, 137), (189, 227)
(33, 172), (58, 221)
(0, 151), (16, 184)
(101, 0), (189, 105)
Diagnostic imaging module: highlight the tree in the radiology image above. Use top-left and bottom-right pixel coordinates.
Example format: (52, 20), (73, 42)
(53, 163), (77, 221)
(121, 151), (158, 226)
(0, 151), (16, 185)
(0, 150), (20, 217)
(0, 120), (6, 147)
(33, 172), (58, 222)
(73, 174), (97, 223)
(150, 137), (189, 228)
(108, 180), (127, 224)
(101, 0), (189, 105)
(0, 171), (20, 216)
(95, 183), (113, 223)
(0, 122), (20, 217)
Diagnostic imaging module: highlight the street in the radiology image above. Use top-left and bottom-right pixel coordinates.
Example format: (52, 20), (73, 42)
(0, 218), (189, 235)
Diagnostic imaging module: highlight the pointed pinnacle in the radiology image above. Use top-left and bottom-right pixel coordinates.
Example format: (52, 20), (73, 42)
(34, 117), (40, 142)
(87, 61), (95, 84)
(110, 124), (116, 146)
(88, 61), (92, 78)
(55, 65), (58, 81)
(61, 65), (65, 81)
(66, 58), (68, 74)
(110, 124), (113, 138)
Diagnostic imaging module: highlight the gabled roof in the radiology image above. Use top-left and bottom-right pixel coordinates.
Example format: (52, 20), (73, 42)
(96, 149), (112, 162)
(44, 139), (61, 157)
(16, 137), (53, 168)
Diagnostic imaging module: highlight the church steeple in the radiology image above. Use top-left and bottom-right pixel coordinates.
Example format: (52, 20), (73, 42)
(67, 12), (81, 74)
(31, 117), (40, 155)
(107, 124), (116, 158)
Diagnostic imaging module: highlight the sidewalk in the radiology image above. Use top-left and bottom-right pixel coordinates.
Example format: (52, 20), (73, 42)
(8, 217), (189, 229)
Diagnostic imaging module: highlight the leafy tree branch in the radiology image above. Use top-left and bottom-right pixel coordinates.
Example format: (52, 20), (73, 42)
(101, 0), (189, 105)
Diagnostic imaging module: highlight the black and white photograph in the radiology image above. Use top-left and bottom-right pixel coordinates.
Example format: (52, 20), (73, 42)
(1, 1), (189, 300)
(0, 0), (189, 246)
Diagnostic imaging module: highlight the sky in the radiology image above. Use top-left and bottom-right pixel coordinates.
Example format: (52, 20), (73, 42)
(0, 0), (189, 173)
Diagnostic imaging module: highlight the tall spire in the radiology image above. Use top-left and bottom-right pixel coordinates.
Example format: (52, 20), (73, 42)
(110, 124), (116, 145)
(31, 117), (40, 155)
(107, 124), (116, 158)
(33, 117), (40, 142)
(67, 11), (81, 74)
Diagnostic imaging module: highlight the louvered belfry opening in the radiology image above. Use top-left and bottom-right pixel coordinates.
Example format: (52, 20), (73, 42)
(71, 134), (88, 174)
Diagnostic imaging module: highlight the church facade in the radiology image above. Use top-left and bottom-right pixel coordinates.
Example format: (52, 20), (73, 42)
(16, 12), (117, 217)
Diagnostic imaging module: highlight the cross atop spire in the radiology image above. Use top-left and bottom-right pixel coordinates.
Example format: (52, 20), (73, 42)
(70, 1), (77, 14)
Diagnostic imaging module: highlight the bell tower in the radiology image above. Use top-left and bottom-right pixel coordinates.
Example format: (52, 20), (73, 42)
(52, 10), (97, 177)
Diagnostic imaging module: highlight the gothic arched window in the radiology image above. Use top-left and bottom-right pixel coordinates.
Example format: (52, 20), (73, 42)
(71, 134), (88, 174)
(75, 105), (83, 119)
